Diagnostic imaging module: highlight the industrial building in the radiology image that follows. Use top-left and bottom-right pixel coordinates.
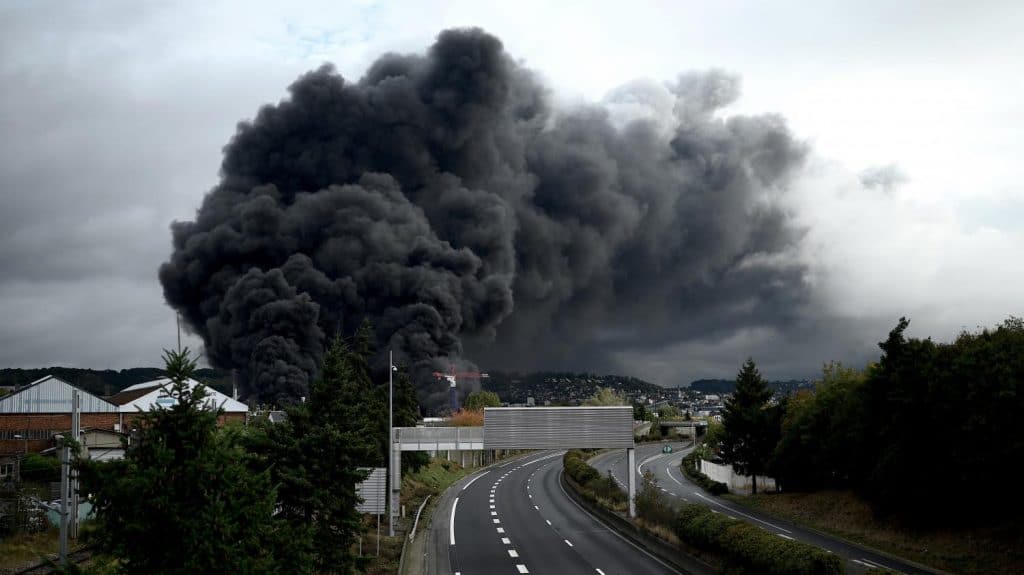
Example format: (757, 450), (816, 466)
(0, 375), (248, 458)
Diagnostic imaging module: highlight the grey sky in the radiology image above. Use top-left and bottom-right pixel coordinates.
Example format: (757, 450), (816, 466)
(1, 1), (1021, 385)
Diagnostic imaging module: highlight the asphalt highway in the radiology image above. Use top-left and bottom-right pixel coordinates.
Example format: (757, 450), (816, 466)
(434, 451), (682, 575)
(591, 442), (941, 575)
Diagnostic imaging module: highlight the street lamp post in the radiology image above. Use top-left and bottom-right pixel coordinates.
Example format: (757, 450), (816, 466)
(387, 350), (394, 537)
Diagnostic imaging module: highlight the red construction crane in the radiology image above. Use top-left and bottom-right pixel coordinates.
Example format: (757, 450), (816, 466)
(432, 366), (488, 412)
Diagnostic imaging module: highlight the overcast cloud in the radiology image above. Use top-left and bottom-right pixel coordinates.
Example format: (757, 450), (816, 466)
(1, 1), (1021, 386)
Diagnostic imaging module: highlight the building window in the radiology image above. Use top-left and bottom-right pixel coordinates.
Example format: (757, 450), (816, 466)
(0, 463), (13, 478)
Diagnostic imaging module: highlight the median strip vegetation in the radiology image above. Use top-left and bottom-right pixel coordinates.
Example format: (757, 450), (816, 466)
(563, 450), (843, 575)
(563, 449), (627, 513)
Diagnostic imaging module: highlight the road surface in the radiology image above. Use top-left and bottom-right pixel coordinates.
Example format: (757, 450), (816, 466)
(427, 451), (683, 575)
(592, 442), (942, 575)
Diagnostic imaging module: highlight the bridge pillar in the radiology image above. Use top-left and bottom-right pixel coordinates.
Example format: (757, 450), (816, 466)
(627, 447), (636, 518)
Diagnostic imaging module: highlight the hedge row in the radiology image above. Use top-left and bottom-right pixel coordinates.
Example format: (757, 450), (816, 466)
(674, 504), (844, 575)
(564, 449), (601, 484)
(681, 452), (729, 495)
(563, 450), (627, 510)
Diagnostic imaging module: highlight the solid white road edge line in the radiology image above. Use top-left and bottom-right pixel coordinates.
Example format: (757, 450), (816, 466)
(693, 492), (792, 534)
(449, 497), (459, 546)
(461, 471), (489, 491)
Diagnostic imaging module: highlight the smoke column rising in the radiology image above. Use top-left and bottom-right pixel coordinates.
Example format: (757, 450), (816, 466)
(159, 28), (810, 406)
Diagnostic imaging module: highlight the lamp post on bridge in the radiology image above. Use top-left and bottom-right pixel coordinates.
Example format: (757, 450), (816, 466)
(387, 350), (397, 537)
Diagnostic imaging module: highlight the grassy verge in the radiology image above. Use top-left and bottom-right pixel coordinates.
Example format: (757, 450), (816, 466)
(0, 529), (60, 573)
(726, 490), (1024, 575)
(360, 457), (475, 575)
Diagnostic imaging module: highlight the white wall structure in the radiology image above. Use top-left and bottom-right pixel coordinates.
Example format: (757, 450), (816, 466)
(700, 459), (777, 495)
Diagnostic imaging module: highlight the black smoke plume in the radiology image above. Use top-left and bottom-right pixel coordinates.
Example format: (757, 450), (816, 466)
(159, 28), (809, 407)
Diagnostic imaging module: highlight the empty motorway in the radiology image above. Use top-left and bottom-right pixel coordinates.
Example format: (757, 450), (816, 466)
(424, 451), (686, 575)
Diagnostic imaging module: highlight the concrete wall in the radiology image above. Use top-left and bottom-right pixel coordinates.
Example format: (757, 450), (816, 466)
(700, 459), (777, 495)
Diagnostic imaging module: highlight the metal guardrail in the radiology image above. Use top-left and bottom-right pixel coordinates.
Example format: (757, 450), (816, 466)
(408, 495), (430, 542)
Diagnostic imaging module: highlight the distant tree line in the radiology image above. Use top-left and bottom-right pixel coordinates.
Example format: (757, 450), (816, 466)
(0, 366), (234, 398)
(716, 317), (1024, 523)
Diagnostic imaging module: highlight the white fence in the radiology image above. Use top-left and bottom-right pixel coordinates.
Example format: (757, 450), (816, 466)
(700, 459), (777, 495)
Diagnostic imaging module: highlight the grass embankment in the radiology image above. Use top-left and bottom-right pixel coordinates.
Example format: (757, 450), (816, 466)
(0, 529), (59, 573)
(360, 457), (474, 575)
(727, 490), (1024, 575)
(566, 450), (842, 575)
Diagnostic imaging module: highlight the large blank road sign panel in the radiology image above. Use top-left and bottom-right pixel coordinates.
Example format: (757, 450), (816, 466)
(356, 467), (386, 514)
(483, 406), (634, 449)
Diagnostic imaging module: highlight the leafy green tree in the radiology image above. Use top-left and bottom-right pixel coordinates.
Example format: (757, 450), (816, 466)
(703, 420), (726, 453)
(584, 387), (627, 406)
(19, 453), (60, 483)
(719, 358), (776, 493)
(658, 405), (682, 419)
(464, 390), (501, 411)
(633, 402), (651, 421)
(860, 317), (1024, 520)
(773, 362), (869, 491)
(79, 348), (290, 574)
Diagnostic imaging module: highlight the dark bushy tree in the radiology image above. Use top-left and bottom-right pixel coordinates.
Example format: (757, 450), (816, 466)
(771, 316), (1024, 523)
(79, 349), (290, 574)
(720, 358), (777, 493)
(250, 335), (377, 574)
(773, 362), (869, 491)
(861, 317), (1024, 520)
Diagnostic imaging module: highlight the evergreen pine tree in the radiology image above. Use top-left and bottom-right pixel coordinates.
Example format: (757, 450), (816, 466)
(254, 337), (376, 574)
(79, 348), (289, 574)
(720, 358), (775, 494)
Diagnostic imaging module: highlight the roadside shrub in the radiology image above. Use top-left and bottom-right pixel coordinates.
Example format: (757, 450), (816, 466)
(563, 450), (626, 510)
(673, 503), (843, 575)
(564, 450), (601, 485)
(681, 452), (729, 495)
(635, 470), (675, 527)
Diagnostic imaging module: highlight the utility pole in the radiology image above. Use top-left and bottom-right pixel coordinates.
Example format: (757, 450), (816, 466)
(58, 433), (69, 566)
(69, 390), (80, 539)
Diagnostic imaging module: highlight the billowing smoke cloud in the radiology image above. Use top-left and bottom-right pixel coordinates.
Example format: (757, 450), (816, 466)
(159, 28), (810, 406)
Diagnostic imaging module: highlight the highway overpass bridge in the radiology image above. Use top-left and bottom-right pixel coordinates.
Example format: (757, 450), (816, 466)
(390, 406), (638, 527)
